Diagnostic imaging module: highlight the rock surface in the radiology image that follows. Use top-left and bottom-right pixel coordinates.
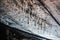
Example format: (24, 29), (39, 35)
(0, 0), (60, 40)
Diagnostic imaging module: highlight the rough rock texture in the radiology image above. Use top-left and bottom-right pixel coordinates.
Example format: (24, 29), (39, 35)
(0, 0), (60, 40)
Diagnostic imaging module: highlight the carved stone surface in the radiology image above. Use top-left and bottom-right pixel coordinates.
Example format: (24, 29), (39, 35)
(0, 0), (60, 40)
